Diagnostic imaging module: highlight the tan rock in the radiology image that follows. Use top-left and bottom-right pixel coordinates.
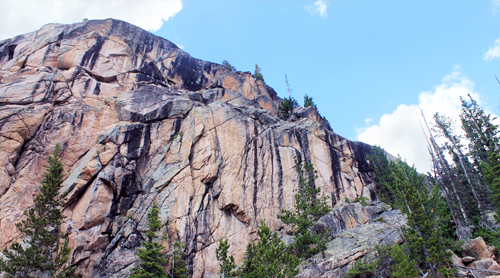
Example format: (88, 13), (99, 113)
(462, 237), (493, 260)
(451, 253), (465, 267)
(72, 177), (113, 230)
(98, 149), (116, 166)
(472, 258), (496, 269)
(489, 261), (500, 272)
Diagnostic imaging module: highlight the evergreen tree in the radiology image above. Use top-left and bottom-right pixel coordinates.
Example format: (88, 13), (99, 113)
(303, 94), (315, 108)
(460, 95), (500, 213)
(460, 94), (500, 166)
(481, 152), (500, 210)
(0, 144), (76, 278)
(278, 97), (298, 117)
(279, 75), (298, 117)
(278, 155), (331, 259)
(216, 238), (236, 278)
(433, 112), (490, 226)
(130, 202), (167, 278)
(171, 241), (188, 278)
(369, 147), (456, 276)
(367, 146), (398, 204)
(239, 220), (300, 278)
(253, 64), (264, 81)
(222, 60), (236, 72)
(390, 243), (418, 278)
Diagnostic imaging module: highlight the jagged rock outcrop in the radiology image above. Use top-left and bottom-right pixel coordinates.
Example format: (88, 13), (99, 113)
(0, 19), (378, 277)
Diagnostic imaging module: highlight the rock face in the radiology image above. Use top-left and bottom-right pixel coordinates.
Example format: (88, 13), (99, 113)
(301, 203), (405, 278)
(0, 19), (377, 277)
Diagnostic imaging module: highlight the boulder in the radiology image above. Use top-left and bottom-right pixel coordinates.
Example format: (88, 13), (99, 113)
(451, 253), (465, 266)
(462, 237), (493, 260)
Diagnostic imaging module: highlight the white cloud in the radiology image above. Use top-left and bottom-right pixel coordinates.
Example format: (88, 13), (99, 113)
(493, 0), (500, 13)
(484, 38), (500, 61)
(0, 0), (183, 40)
(306, 0), (328, 18)
(357, 68), (483, 173)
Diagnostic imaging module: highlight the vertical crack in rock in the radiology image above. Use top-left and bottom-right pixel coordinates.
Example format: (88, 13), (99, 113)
(252, 121), (259, 221)
(273, 130), (285, 209)
(326, 134), (344, 205)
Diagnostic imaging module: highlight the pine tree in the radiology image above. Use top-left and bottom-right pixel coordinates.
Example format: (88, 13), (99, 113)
(130, 202), (167, 278)
(390, 243), (418, 278)
(278, 155), (331, 259)
(367, 146), (398, 204)
(278, 97), (298, 117)
(171, 241), (188, 278)
(460, 95), (500, 213)
(369, 147), (456, 275)
(0, 144), (76, 278)
(239, 220), (300, 278)
(253, 64), (264, 81)
(216, 238), (236, 278)
(433, 112), (490, 226)
(303, 94), (315, 108)
(460, 94), (500, 166)
(222, 60), (236, 72)
(279, 75), (298, 118)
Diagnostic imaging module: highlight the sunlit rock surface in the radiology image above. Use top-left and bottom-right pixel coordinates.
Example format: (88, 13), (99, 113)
(0, 19), (378, 277)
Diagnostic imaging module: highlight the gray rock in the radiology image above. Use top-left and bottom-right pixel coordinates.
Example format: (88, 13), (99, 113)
(300, 203), (406, 278)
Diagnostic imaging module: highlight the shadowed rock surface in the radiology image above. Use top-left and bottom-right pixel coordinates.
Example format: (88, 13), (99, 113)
(0, 19), (381, 277)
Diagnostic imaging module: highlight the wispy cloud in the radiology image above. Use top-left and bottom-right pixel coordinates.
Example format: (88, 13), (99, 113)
(493, 0), (500, 13)
(357, 67), (489, 173)
(484, 38), (500, 61)
(306, 0), (328, 18)
(0, 0), (183, 40)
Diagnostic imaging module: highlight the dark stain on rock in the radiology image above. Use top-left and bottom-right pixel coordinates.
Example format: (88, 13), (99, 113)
(7, 45), (16, 60)
(93, 82), (101, 95)
(80, 36), (105, 70)
(172, 55), (208, 91)
(123, 125), (145, 160)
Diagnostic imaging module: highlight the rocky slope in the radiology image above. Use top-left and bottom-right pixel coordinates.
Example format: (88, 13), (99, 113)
(0, 19), (380, 277)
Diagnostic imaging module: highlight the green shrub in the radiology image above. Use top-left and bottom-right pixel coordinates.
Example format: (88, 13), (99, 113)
(344, 258), (379, 278)
(353, 196), (369, 206)
(373, 216), (386, 223)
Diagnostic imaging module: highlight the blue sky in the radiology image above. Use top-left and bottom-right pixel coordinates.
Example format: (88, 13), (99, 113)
(1, 0), (499, 172)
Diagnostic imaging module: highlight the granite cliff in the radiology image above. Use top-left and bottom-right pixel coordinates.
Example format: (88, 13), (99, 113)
(0, 19), (394, 277)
